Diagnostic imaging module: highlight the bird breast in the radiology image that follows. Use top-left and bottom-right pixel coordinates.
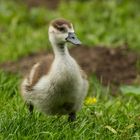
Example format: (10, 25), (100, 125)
(33, 56), (82, 94)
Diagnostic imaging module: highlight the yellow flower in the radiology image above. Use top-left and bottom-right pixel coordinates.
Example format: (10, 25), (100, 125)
(85, 97), (97, 105)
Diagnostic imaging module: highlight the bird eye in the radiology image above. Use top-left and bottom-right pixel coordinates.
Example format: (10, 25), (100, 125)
(58, 27), (65, 32)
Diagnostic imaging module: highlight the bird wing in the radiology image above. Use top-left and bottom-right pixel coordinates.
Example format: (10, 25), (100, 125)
(77, 64), (88, 80)
(25, 56), (54, 91)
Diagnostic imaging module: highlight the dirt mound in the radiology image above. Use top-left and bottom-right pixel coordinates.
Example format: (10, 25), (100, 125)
(71, 46), (139, 86)
(0, 45), (139, 86)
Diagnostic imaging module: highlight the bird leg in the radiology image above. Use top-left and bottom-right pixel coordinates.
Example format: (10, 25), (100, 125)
(68, 112), (76, 122)
(26, 102), (34, 114)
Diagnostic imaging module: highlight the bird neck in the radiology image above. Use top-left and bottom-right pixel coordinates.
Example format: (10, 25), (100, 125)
(51, 42), (70, 58)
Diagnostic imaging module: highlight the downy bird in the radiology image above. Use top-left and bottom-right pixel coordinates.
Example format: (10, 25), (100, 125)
(21, 18), (89, 121)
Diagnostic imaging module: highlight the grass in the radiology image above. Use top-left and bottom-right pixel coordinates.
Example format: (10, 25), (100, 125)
(0, 72), (140, 139)
(0, 0), (140, 139)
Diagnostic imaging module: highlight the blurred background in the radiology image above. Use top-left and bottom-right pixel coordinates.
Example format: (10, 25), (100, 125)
(1, 1), (140, 139)
(0, 0), (140, 93)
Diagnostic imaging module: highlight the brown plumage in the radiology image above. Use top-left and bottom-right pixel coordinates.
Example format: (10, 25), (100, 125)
(51, 18), (72, 30)
(25, 57), (54, 91)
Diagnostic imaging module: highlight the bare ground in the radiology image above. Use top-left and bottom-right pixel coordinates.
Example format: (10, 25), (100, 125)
(0, 45), (139, 88)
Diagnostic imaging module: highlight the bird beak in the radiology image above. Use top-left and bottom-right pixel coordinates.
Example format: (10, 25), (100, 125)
(66, 32), (81, 45)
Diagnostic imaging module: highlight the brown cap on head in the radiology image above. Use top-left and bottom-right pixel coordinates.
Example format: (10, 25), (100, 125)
(50, 18), (72, 30)
(49, 18), (81, 45)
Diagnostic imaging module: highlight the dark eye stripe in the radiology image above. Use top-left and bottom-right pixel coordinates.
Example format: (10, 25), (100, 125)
(58, 27), (65, 32)
(53, 24), (67, 32)
(58, 27), (67, 32)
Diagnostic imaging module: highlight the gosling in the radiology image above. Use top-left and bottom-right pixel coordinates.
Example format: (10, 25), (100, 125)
(21, 18), (89, 121)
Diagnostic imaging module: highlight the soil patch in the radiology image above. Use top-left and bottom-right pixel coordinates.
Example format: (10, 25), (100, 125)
(0, 45), (139, 87)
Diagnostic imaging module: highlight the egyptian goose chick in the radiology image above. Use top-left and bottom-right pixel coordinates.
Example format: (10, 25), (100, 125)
(21, 18), (89, 121)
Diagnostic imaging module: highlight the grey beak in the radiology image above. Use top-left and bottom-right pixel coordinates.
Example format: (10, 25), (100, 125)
(66, 32), (81, 45)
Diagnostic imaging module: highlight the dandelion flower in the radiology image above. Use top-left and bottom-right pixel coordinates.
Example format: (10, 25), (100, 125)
(85, 97), (97, 105)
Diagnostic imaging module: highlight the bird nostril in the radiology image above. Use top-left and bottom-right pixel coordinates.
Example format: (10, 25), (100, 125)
(71, 37), (75, 39)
